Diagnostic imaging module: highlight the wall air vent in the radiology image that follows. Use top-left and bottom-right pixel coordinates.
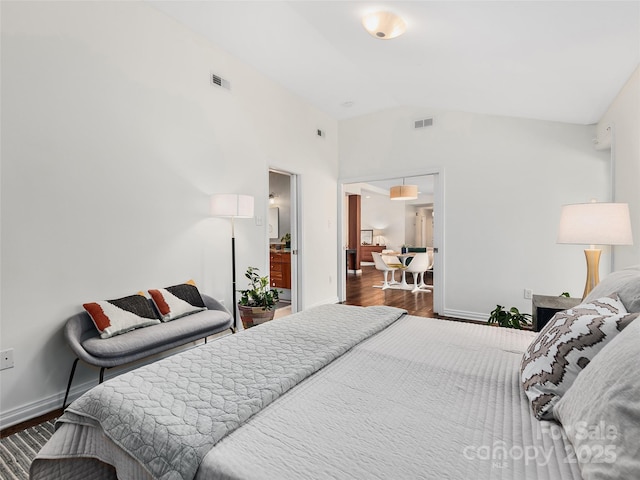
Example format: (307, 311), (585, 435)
(211, 73), (231, 90)
(414, 117), (434, 129)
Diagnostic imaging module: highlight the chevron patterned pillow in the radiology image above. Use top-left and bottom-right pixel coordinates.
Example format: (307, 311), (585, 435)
(521, 294), (638, 420)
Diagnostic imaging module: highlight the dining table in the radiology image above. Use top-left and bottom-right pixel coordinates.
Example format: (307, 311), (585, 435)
(381, 251), (415, 290)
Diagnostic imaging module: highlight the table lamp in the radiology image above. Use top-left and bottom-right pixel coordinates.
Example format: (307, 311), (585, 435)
(557, 202), (633, 298)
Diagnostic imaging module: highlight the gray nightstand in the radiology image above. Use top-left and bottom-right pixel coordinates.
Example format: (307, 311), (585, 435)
(531, 295), (582, 332)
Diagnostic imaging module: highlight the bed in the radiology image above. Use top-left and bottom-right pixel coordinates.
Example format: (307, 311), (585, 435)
(31, 268), (640, 480)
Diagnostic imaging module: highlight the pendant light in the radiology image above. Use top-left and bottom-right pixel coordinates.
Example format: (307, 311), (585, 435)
(390, 179), (418, 201)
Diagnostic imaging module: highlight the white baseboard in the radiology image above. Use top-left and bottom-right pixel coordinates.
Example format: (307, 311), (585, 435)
(441, 308), (488, 323)
(1, 369), (121, 430)
(306, 296), (340, 310)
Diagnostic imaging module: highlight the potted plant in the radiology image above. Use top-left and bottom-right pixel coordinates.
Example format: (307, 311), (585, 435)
(238, 266), (280, 329)
(281, 233), (291, 248)
(487, 305), (532, 329)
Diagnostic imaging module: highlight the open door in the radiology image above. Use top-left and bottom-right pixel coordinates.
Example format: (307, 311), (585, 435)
(338, 171), (443, 315)
(268, 169), (300, 316)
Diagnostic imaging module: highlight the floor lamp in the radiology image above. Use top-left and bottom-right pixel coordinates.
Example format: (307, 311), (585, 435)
(210, 194), (255, 330)
(557, 202), (633, 298)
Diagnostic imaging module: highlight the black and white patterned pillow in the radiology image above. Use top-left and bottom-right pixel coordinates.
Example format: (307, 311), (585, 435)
(148, 280), (206, 322)
(521, 294), (638, 420)
(83, 292), (160, 339)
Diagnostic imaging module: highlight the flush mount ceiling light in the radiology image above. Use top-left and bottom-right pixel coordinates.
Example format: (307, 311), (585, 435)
(362, 11), (407, 40)
(390, 179), (418, 201)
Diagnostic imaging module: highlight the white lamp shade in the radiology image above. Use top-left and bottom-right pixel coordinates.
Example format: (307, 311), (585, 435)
(390, 185), (418, 201)
(210, 194), (254, 218)
(557, 202), (633, 246)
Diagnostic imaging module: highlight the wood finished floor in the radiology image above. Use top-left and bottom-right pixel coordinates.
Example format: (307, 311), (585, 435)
(344, 264), (440, 318)
(1, 409), (62, 438)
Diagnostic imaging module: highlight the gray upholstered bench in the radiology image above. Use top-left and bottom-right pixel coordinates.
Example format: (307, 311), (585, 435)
(62, 294), (233, 408)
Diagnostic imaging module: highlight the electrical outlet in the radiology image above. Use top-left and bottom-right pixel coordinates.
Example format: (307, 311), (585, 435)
(0, 349), (14, 370)
(524, 289), (533, 300)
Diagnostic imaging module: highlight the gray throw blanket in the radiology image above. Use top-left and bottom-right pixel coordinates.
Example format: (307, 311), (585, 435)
(60, 304), (405, 480)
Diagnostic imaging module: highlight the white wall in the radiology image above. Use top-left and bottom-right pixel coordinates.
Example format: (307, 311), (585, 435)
(597, 65), (640, 269)
(339, 107), (610, 320)
(360, 192), (406, 251)
(405, 207), (414, 247)
(414, 206), (434, 247)
(0, 1), (338, 427)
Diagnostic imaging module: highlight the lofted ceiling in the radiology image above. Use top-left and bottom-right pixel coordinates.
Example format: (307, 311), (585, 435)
(150, 1), (640, 125)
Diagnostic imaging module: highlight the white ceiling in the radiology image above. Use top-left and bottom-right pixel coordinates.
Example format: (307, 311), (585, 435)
(150, 1), (639, 125)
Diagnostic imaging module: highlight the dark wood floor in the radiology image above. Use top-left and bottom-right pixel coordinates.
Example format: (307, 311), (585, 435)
(0, 408), (62, 438)
(344, 264), (440, 317)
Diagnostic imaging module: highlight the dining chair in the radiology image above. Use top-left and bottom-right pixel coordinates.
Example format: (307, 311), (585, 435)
(418, 248), (435, 290)
(372, 252), (400, 290)
(404, 252), (432, 293)
(381, 250), (403, 284)
(405, 247), (427, 266)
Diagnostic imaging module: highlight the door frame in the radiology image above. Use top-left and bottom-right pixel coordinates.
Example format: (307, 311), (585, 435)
(268, 167), (302, 313)
(337, 168), (444, 314)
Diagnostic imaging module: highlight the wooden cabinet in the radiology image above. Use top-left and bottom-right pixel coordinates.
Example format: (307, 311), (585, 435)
(270, 251), (291, 289)
(360, 245), (386, 262)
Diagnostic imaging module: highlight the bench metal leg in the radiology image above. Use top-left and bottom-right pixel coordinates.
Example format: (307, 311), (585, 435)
(99, 367), (106, 384)
(62, 358), (79, 410)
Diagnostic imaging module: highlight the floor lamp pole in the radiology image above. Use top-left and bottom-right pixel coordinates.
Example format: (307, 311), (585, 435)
(210, 193), (254, 332)
(231, 216), (237, 329)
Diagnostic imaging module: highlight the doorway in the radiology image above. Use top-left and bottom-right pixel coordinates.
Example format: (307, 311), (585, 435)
(268, 169), (300, 317)
(338, 172), (443, 315)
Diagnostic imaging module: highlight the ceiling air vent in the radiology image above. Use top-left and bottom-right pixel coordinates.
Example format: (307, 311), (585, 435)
(211, 73), (231, 90)
(414, 117), (434, 129)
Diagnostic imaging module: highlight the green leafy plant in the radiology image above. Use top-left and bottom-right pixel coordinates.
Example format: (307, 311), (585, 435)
(238, 267), (280, 310)
(280, 233), (291, 248)
(487, 305), (532, 329)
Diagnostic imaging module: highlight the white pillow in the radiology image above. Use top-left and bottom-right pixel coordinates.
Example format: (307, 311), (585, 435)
(584, 265), (640, 313)
(554, 314), (640, 479)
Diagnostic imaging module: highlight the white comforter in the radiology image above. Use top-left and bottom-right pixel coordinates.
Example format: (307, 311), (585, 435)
(198, 316), (582, 480)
